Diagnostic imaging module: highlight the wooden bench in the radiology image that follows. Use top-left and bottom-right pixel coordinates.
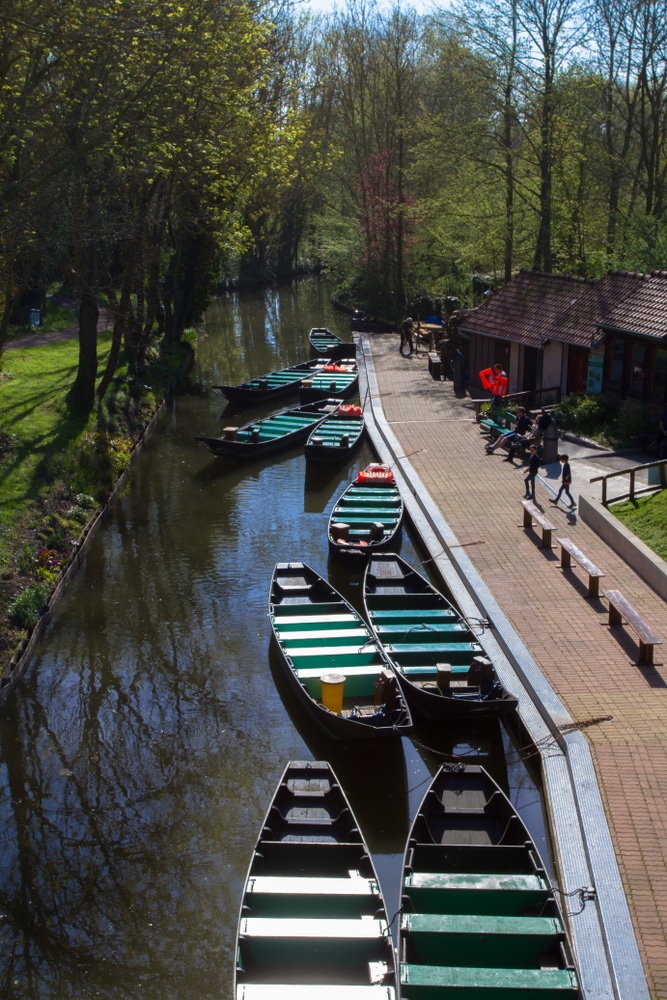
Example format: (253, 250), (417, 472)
(427, 351), (442, 380)
(556, 538), (605, 597)
(521, 502), (556, 548)
(604, 589), (662, 665)
(480, 411), (516, 437)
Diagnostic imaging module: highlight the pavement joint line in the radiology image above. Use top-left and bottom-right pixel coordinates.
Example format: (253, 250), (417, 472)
(357, 332), (649, 1000)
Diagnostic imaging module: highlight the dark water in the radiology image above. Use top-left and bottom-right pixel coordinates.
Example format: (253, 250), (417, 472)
(0, 280), (546, 998)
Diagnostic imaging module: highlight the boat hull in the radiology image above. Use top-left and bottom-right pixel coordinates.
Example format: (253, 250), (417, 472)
(234, 760), (397, 998)
(196, 399), (342, 459)
(328, 466), (403, 560)
(213, 359), (327, 407)
(364, 553), (518, 720)
(269, 561), (412, 741)
(399, 764), (580, 998)
(309, 327), (357, 361)
(299, 362), (359, 404)
(304, 405), (365, 465)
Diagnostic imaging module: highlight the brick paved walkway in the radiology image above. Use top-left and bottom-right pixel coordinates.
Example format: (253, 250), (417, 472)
(368, 332), (667, 1000)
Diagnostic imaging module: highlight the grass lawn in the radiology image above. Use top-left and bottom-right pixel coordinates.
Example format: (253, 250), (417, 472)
(612, 488), (667, 563)
(0, 325), (191, 660)
(0, 334), (114, 565)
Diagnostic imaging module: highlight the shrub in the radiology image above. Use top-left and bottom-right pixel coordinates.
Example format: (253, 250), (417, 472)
(8, 584), (49, 628)
(554, 393), (657, 448)
(553, 393), (617, 435)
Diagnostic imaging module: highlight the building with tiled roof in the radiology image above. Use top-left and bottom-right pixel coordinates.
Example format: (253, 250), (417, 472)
(455, 269), (667, 410)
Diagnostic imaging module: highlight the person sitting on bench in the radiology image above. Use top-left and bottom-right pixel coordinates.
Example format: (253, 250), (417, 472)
(485, 406), (532, 458)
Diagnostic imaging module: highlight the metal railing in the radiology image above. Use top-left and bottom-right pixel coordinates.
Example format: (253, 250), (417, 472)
(471, 386), (562, 421)
(590, 459), (667, 506)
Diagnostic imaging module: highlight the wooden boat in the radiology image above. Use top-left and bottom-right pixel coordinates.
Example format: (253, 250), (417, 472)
(399, 764), (580, 998)
(350, 312), (397, 334)
(328, 465), (403, 559)
(299, 360), (359, 403)
(269, 561), (413, 740)
(195, 398), (342, 459)
(213, 358), (327, 407)
(234, 760), (397, 998)
(304, 403), (365, 464)
(363, 554), (518, 720)
(309, 327), (357, 361)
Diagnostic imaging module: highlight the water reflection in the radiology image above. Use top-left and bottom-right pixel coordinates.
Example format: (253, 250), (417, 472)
(0, 280), (545, 998)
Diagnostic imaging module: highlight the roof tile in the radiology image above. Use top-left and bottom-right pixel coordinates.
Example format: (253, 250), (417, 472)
(457, 270), (667, 347)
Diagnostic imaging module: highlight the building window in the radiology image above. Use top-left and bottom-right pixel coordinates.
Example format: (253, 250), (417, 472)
(630, 342), (647, 396)
(652, 348), (667, 404)
(608, 336), (625, 388)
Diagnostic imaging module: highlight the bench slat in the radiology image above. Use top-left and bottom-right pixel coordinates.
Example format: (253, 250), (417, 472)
(521, 502), (556, 548)
(556, 538), (604, 597)
(604, 589), (662, 665)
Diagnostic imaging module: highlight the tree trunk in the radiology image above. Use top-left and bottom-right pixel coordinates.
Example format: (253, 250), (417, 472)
(67, 286), (98, 412)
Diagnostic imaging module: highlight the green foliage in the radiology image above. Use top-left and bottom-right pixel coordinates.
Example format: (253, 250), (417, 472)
(554, 393), (656, 447)
(8, 584), (50, 629)
(554, 393), (618, 435)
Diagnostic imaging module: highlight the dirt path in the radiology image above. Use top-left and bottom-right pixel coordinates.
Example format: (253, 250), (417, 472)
(5, 307), (111, 350)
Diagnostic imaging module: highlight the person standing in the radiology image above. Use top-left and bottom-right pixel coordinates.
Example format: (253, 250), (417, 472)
(400, 317), (414, 355)
(523, 445), (540, 500)
(489, 363), (508, 412)
(550, 454), (576, 508)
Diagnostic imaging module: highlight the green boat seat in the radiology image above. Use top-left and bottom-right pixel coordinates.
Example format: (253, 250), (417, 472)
(402, 913), (564, 967)
(369, 608), (457, 620)
(290, 648), (379, 666)
(403, 872), (551, 916)
(237, 985), (397, 998)
(375, 624), (471, 639)
(399, 666), (470, 681)
(399, 963), (578, 996)
(386, 642), (479, 654)
(334, 503), (400, 511)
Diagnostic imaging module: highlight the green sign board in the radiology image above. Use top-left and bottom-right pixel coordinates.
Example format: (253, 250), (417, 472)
(587, 354), (603, 394)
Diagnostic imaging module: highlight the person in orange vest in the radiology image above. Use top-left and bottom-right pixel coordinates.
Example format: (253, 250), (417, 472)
(489, 363), (508, 412)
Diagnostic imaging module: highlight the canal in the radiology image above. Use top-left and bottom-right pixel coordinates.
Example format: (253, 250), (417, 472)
(0, 279), (546, 999)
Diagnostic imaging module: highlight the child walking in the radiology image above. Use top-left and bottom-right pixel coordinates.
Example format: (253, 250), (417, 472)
(523, 445), (540, 500)
(550, 454), (576, 508)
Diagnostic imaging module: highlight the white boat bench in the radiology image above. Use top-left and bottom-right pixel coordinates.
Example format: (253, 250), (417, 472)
(237, 985), (396, 998)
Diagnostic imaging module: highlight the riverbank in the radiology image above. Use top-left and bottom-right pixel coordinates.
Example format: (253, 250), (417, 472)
(0, 331), (194, 683)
